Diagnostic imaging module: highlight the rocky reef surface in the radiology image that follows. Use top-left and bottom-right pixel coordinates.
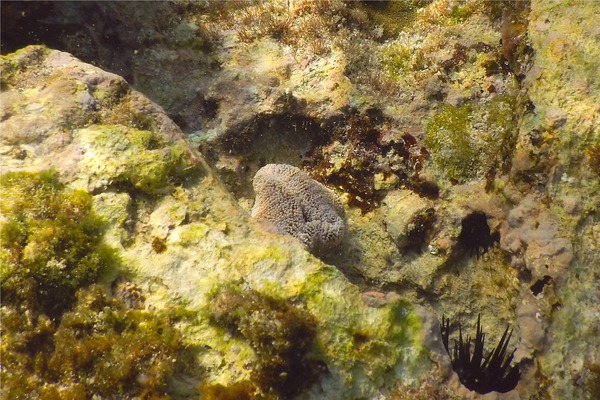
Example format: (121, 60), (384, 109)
(1, 1), (599, 399)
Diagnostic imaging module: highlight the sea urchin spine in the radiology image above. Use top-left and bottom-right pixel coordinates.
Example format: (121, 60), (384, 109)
(441, 314), (520, 394)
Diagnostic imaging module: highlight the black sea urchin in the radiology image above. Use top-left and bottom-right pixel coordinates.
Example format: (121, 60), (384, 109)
(457, 212), (500, 257)
(441, 314), (520, 394)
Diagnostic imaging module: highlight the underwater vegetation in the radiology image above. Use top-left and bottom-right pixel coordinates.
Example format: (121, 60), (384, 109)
(216, 0), (373, 55)
(441, 315), (520, 394)
(497, 0), (532, 81)
(357, 0), (426, 39)
(0, 170), (186, 399)
(0, 170), (117, 318)
(0, 285), (181, 400)
(424, 103), (477, 182)
(205, 285), (324, 399)
(587, 143), (600, 176)
(581, 360), (600, 399)
(79, 125), (193, 195)
(307, 110), (433, 213)
(424, 96), (517, 183)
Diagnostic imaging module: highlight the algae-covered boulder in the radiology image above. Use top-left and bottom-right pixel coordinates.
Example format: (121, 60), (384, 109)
(0, 45), (432, 399)
(0, 45), (191, 184)
(0, 170), (115, 318)
(2, 0), (599, 397)
(1, 284), (180, 399)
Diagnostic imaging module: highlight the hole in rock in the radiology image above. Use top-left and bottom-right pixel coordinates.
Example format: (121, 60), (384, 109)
(530, 275), (553, 296)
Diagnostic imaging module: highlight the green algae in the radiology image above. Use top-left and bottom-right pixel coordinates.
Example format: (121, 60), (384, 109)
(349, 301), (426, 381)
(424, 95), (517, 182)
(448, 1), (475, 24)
(0, 285), (181, 400)
(294, 268), (429, 395)
(79, 125), (191, 194)
(385, 302), (423, 353)
(0, 45), (51, 90)
(424, 103), (477, 181)
(205, 284), (322, 399)
(381, 44), (413, 76)
(0, 170), (118, 317)
(104, 97), (157, 131)
(173, 223), (210, 246)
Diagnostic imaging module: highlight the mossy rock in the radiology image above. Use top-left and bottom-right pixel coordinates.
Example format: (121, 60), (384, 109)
(0, 170), (118, 317)
(192, 269), (429, 399)
(424, 103), (477, 181)
(78, 124), (192, 194)
(206, 284), (322, 399)
(0, 45), (51, 90)
(0, 285), (181, 400)
(424, 95), (517, 182)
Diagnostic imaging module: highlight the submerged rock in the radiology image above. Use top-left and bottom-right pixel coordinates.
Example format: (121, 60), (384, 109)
(1, 0), (599, 397)
(0, 45), (432, 400)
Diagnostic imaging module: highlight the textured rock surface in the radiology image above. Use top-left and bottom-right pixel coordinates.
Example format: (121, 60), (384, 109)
(516, 1), (600, 398)
(1, 0), (599, 398)
(0, 46), (189, 185)
(251, 164), (346, 254)
(0, 46), (431, 400)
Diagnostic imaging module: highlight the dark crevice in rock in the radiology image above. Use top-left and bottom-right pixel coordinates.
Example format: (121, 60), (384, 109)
(530, 275), (553, 296)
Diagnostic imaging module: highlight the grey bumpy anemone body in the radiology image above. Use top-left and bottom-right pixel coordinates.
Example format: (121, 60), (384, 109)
(251, 164), (346, 254)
